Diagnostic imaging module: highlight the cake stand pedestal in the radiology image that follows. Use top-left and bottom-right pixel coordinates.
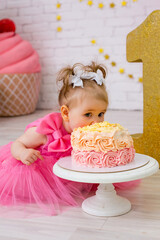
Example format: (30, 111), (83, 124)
(82, 183), (131, 216)
(53, 153), (159, 217)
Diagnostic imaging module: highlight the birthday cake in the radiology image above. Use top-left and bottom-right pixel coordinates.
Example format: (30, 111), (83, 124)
(71, 121), (135, 168)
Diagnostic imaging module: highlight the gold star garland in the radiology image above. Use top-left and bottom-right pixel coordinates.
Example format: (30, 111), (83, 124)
(87, 0), (93, 6)
(78, 0), (138, 8)
(56, 2), (61, 8)
(110, 3), (115, 8)
(88, 0), (141, 82)
(121, 1), (127, 7)
(90, 39), (142, 82)
(98, 3), (104, 9)
(55, 0), (141, 81)
(56, 2), (62, 32)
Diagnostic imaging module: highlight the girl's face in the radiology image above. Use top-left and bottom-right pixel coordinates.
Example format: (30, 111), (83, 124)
(62, 96), (108, 133)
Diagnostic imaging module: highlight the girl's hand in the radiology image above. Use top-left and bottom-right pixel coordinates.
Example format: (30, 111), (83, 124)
(19, 148), (43, 165)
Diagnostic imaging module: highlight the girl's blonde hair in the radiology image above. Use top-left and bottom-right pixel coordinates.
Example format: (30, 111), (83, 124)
(56, 61), (109, 108)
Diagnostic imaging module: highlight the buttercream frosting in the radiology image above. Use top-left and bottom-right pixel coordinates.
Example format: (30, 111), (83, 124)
(71, 121), (135, 168)
(72, 147), (135, 168)
(71, 121), (133, 153)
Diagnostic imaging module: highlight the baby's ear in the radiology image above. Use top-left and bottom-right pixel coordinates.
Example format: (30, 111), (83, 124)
(61, 105), (69, 121)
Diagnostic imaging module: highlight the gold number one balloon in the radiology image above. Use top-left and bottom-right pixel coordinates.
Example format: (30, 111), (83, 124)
(127, 10), (160, 165)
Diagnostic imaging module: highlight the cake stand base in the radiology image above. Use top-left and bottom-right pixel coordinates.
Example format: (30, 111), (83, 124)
(54, 154), (159, 217)
(82, 183), (131, 217)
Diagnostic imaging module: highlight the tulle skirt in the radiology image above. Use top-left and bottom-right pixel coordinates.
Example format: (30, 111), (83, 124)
(0, 143), (141, 218)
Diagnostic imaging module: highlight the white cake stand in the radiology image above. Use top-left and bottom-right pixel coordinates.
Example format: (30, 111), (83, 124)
(53, 153), (159, 217)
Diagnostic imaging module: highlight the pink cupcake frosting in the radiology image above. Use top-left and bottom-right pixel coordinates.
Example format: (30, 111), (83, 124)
(0, 32), (41, 73)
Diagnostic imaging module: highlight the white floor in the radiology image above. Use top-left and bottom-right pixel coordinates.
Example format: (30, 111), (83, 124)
(0, 110), (160, 240)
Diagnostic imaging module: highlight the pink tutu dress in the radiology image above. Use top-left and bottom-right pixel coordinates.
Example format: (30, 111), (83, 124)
(0, 112), (140, 217)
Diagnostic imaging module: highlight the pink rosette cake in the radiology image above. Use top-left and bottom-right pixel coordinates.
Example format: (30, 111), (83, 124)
(71, 121), (135, 168)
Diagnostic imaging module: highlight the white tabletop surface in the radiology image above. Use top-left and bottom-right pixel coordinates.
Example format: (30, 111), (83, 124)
(53, 153), (159, 184)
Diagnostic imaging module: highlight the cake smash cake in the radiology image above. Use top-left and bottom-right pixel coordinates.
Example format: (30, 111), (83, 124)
(71, 121), (135, 168)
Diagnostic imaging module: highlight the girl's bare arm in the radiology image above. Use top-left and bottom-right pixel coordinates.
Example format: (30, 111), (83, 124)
(11, 127), (47, 165)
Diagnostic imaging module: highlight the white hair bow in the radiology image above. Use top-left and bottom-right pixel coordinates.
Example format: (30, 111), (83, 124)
(69, 69), (104, 88)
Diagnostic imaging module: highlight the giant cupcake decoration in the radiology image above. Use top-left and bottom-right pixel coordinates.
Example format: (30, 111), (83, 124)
(0, 19), (41, 116)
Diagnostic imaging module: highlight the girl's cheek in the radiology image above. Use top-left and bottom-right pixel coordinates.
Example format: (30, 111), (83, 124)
(74, 122), (85, 129)
(73, 117), (91, 128)
(80, 121), (90, 128)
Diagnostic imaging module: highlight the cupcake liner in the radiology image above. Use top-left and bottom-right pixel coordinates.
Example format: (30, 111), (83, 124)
(0, 73), (41, 116)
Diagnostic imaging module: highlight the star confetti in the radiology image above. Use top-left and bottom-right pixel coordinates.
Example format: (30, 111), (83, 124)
(104, 54), (110, 60)
(57, 26), (62, 32)
(132, 0), (138, 2)
(56, 2), (61, 8)
(121, 1), (127, 6)
(138, 77), (143, 83)
(88, 0), (93, 6)
(99, 48), (104, 53)
(119, 68), (125, 74)
(111, 61), (116, 66)
(56, 15), (61, 21)
(91, 39), (96, 44)
(110, 3), (115, 8)
(98, 3), (104, 9)
(128, 74), (133, 78)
